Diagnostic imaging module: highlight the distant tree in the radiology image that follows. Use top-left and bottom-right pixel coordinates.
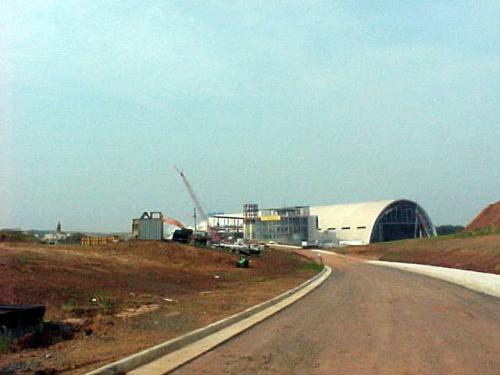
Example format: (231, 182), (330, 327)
(436, 225), (464, 236)
(56, 221), (62, 233)
(0, 230), (37, 242)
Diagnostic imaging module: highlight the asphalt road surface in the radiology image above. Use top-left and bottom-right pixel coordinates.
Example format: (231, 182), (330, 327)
(171, 252), (500, 375)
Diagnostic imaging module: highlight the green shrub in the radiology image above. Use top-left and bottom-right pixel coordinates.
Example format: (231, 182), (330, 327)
(455, 227), (500, 238)
(302, 262), (324, 272)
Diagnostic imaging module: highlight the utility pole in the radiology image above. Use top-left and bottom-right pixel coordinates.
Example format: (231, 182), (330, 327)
(193, 207), (197, 231)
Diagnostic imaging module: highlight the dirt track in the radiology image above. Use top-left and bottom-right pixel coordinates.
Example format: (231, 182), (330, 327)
(171, 252), (500, 375)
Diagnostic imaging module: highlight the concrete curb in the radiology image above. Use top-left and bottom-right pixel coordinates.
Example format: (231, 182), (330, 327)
(313, 249), (500, 299)
(85, 266), (331, 375)
(367, 260), (500, 299)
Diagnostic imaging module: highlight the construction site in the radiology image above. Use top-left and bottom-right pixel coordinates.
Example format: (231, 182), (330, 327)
(1, 167), (497, 375)
(130, 167), (438, 250)
(1, 168), (498, 374)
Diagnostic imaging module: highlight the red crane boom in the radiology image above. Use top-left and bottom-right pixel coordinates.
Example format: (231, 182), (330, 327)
(161, 215), (185, 228)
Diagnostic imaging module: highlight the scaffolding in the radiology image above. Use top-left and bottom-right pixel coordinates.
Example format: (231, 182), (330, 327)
(244, 205), (317, 246)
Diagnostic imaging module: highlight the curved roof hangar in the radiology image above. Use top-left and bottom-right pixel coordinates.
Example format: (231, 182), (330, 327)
(311, 199), (435, 244)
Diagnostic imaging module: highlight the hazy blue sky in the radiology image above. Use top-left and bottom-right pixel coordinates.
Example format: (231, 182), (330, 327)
(1, 1), (499, 232)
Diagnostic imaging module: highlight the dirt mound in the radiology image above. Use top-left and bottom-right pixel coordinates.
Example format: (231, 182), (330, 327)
(466, 201), (500, 231)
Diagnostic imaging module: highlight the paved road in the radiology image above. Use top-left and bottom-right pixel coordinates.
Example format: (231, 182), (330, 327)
(170, 252), (500, 375)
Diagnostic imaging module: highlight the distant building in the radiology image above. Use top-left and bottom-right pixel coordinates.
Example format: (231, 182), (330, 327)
(242, 199), (436, 246)
(244, 205), (318, 246)
(41, 232), (67, 244)
(131, 212), (164, 240)
(311, 199), (436, 245)
(81, 236), (118, 246)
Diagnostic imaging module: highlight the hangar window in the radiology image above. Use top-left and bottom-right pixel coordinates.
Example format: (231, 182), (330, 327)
(357, 226), (366, 229)
(341, 227), (351, 230)
(327, 227), (336, 231)
(370, 200), (435, 243)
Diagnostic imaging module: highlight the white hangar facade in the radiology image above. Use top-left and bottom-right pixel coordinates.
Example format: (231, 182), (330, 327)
(311, 199), (436, 245)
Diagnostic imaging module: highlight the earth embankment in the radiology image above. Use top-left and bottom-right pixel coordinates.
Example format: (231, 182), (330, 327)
(0, 241), (317, 374)
(335, 233), (500, 274)
(466, 201), (500, 231)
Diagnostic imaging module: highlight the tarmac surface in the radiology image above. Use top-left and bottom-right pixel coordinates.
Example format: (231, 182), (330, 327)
(170, 251), (500, 375)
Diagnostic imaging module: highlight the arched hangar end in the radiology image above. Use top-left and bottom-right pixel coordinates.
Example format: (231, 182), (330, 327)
(311, 199), (436, 245)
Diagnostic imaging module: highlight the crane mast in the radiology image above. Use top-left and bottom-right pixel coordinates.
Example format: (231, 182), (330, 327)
(174, 166), (209, 226)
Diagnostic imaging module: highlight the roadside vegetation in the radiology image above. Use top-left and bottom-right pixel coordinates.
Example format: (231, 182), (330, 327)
(435, 225), (464, 236)
(302, 262), (325, 272)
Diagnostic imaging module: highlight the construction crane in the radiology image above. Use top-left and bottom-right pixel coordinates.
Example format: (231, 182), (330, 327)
(173, 166), (210, 231)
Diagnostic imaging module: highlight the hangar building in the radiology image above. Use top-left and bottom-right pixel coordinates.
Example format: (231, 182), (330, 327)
(311, 199), (436, 245)
(204, 199), (436, 246)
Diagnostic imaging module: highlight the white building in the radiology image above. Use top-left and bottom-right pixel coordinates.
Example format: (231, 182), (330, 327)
(311, 199), (436, 246)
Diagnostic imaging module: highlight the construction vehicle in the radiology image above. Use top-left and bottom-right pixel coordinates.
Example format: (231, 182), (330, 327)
(174, 166), (217, 242)
(172, 228), (193, 243)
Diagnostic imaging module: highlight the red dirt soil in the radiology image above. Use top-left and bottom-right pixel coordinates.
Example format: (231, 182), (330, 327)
(466, 201), (500, 231)
(0, 241), (317, 374)
(335, 234), (500, 274)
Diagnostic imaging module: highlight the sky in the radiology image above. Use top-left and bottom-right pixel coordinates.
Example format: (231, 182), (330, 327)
(1, 0), (499, 232)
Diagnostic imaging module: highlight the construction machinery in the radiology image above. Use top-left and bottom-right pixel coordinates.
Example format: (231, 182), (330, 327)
(161, 214), (186, 228)
(174, 166), (216, 241)
(174, 167), (208, 224)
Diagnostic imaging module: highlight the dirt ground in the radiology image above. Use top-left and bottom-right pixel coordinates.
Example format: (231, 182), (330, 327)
(466, 201), (500, 231)
(334, 233), (500, 274)
(0, 241), (317, 374)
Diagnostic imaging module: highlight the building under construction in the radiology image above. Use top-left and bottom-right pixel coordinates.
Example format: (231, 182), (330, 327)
(244, 204), (318, 246)
(311, 199), (436, 245)
(207, 214), (244, 241)
(172, 168), (436, 247)
(242, 199), (436, 246)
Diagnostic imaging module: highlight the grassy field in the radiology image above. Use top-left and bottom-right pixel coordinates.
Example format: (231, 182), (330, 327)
(335, 230), (500, 275)
(0, 241), (319, 374)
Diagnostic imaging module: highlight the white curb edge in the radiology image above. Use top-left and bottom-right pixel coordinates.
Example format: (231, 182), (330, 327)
(367, 260), (500, 299)
(311, 249), (500, 299)
(85, 265), (331, 375)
